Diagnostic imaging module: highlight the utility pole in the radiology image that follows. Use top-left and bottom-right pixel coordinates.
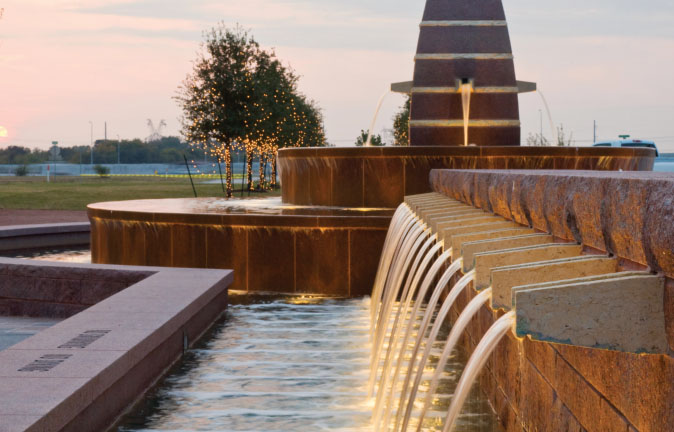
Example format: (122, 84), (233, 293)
(539, 109), (543, 145)
(117, 134), (121, 164)
(89, 121), (94, 164)
(593, 120), (597, 144)
(104, 122), (107, 142)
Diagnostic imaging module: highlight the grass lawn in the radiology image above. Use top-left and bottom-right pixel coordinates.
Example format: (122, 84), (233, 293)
(0, 176), (279, 211)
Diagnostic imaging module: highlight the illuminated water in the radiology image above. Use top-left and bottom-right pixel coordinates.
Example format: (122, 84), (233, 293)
(115, 294), (501, 432)
(118, 295), (374, 432)
(2, 247), (91, 263)
(6, 246), (504, 431)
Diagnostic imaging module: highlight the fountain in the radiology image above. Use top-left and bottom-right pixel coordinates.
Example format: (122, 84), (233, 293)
(77, 0), (671, 431)
(369, 185), (674, 431)
(366, 90), (392, 147)
(460, 80), (473, 146)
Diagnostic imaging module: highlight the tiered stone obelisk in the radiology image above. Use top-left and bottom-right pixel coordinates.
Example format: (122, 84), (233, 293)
(410, 0), (520, 146)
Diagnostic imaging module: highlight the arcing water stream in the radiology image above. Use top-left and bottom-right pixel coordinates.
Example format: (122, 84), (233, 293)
(114, 196), (511, 432)
(370, 200), (516, 431)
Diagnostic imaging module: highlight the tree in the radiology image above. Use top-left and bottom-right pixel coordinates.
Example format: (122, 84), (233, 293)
(355, 130), (383, 147)
(393, 97), (410, 146)
(176, 24), (260, 197)
(177, 24), (326, 197)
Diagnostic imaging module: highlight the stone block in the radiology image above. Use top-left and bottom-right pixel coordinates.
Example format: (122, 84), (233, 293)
(516, 274), (668, 354)
(462, 234), (554, 272)
(491, 256), (618, 309)
(450, 227), (535, 260)
(474, 244), (582, 291)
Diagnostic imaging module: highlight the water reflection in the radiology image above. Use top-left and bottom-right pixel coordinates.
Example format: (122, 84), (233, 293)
(116, 295), (503, 432)
(2, 247), (91, 263)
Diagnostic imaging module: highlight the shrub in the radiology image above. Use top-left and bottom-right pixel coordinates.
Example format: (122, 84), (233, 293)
(14, 165), (28, 177)
(94, 164), (111, 178)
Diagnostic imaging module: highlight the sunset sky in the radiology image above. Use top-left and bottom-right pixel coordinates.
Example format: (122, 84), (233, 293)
(0, 0), (673, 150)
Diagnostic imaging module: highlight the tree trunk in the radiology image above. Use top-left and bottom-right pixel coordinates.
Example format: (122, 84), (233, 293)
(246, 148), (253, 191)
(225, 146), (233, 198)
(258, 149), (265, 190)
(271, 150), (277, 189)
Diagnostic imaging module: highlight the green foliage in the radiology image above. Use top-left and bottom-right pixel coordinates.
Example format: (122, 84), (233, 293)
(0, 137), (203, 165)
(14, 165), (28, 177)
(355, 130), (383, 147)
(393, 97), (410, 146)
(94, 164), (110, 177)
(526, 124), (574, 147)
(176, 23), (326, 196)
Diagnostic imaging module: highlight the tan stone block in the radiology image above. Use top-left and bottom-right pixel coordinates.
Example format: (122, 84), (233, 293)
(516, 274), (668, 354)
(412, 201), (464, 215)
(450, 227), (536, 260)
(491, 256), (618, 310)
(419, 205), (474, 220)
(426, 209), (488, 232)
(440, 221), (523, 246)
(462, 234), (555, 272)
(474, 244), (583, 291)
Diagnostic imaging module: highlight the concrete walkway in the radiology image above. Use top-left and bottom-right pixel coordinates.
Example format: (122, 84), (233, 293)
(0, 210), (88, 226)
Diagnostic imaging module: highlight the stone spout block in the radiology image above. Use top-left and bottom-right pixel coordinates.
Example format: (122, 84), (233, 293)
(474, 244), (583, 291)
(462, 234), (555, 272)
(490, 256), (618, 310)
(440, 221), (522, 246)
(437, 216), (506, 237)
(415, 202), (468, 216)
(515, 274), (668, 354)
(426, 210), (488, 232)
(450, 227), (536, 261)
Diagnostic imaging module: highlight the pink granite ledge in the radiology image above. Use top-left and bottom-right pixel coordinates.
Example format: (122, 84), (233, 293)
(0, 223), (91, 252)
(0, 258), (232, 432)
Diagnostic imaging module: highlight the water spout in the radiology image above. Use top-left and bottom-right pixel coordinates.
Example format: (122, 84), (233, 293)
(371, 214), (423, 330)
(398, 270), (476, 432)
(382, 257), (464, 432)
(373, 248), (453, 430)
(441, 312), (516, 431)
(369, 231), (436, 396)
(366, 91), (391, 147)
(460, 81), (473, 147)
(537, 88), (557, 145)
(416, 286), (492, 431)
(371, 205), (416, 323)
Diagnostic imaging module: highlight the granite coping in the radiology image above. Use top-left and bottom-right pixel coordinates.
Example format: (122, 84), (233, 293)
(88, 198), (394, 228)
(0, 258), (233, 432)
(277, 145), (655, 159)
(430, 169), (674, 278)
(0, 224), (90, 239)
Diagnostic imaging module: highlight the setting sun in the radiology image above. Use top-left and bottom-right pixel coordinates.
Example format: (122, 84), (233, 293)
(0, 126), (8, 138)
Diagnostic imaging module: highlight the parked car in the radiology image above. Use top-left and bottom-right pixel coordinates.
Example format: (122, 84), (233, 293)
(593, 139), (659, 156)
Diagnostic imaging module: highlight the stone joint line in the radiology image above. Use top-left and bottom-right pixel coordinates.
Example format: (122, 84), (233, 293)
(420, 20), (508, 27)
(415, 53), (514, 60)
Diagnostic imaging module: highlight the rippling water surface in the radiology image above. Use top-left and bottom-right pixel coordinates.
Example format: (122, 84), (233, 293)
(116, 295), (502, 432)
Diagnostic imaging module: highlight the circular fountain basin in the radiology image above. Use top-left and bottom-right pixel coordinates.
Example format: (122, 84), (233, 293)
(278, 146), (656, 208)
(88, 198), (394, 296)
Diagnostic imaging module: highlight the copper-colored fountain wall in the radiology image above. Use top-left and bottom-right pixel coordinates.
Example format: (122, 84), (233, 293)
(430, 169), (674, 431)
(88, 199), (392, 297)
(278, 146), (656, 208)
(410, 0), (520, 146)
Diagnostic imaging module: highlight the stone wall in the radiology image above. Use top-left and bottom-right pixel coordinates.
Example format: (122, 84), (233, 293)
(0, 260), (151, 318)
(430, 170), (674, 431)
